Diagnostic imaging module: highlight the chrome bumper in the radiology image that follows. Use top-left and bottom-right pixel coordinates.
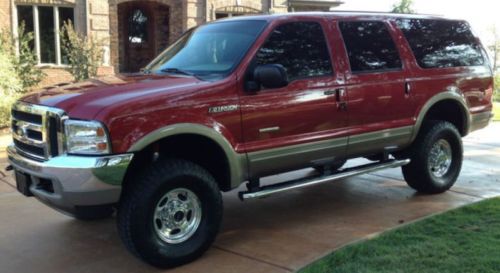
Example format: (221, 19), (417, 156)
(7, 144), (133, 215)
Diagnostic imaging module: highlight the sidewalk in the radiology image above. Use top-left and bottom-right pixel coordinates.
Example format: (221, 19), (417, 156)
(0, 132), (10, 151)
(0, 131), (12, 191)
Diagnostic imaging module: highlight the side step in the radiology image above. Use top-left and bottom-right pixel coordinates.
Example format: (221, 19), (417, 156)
(239, 159), (410, 200)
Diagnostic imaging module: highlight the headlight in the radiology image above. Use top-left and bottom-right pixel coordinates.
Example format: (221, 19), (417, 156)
(64, 120), (111, 155)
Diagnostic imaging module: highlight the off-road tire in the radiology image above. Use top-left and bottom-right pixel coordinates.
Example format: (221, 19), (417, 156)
(402, 121), (463, 194)
(117, 158), (222, 268)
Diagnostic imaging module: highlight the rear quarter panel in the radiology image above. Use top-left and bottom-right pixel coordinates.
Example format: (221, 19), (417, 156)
(391, 18), (494, 127)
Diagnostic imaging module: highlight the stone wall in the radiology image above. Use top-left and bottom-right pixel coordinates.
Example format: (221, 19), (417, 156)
(207, 0), (264, 21)
(186, 0), (205, 29)
(0, 1), (11, 31)
(87, 0), (113, 73)
(154, 3), (170, 54)
(37, 68), (74, 88)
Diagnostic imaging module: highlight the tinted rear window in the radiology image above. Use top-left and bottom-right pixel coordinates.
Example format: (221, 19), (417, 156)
(339, 21), (402, 73)
(397, 19), (484, 69)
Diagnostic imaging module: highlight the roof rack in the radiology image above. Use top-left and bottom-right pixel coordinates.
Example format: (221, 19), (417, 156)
(326, 10), (443, 17)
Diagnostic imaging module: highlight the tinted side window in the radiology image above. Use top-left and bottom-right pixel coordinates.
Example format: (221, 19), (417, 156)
(339, 21), (402, 73)
(397, 19), (484, 68)
(256, 22), (332, 81)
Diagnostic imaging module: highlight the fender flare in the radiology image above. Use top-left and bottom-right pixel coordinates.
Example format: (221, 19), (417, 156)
(127, 123), (247, 189)
(410, 91), (471, 142)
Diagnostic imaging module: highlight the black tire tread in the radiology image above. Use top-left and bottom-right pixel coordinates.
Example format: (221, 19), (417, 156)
(402, 121), (463, 193)
(117, 158), (222, 268)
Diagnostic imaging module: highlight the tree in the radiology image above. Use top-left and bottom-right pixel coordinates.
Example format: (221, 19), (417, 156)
(488, 26), (499, 72)
(60, 21), (102, 81)
(488, 26), (500, 102)
(0, 23), (45, 91)
(391, 0), (415, 14)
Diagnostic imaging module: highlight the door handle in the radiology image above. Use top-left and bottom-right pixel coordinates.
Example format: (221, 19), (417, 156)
(405, 82), (411, 95)
(324, 88), (347, 110)
(324, 90), (336, 96)
(335, 88), (347, 111)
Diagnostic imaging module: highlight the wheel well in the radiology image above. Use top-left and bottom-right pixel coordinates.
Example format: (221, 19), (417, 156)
(122, 134), (232, 195)
(422, 100), (468, 136)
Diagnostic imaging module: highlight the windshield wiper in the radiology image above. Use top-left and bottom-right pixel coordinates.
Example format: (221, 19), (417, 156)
(160, 68), (200, 79)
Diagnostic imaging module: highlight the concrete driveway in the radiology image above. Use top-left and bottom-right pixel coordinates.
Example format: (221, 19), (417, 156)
(0, 123), (499, 273)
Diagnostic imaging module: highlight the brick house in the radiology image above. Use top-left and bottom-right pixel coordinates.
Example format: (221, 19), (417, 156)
(0, 0), (343, 87)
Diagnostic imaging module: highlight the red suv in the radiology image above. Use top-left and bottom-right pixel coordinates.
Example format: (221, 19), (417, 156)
(7, 12), (493, 267)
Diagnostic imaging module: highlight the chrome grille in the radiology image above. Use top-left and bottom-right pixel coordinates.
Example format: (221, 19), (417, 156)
(11, 102), (65, 161)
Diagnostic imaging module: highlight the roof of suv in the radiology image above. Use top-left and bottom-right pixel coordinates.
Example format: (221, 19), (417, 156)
(220, 11), (449, 22)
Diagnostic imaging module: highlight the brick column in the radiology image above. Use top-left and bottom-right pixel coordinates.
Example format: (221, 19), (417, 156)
(88, 0), (114, 75)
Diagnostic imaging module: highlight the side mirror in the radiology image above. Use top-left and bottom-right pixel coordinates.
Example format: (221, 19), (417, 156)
(253, 64), (288, 90)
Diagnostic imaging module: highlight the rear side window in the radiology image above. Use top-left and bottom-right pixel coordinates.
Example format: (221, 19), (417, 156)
(256, 22), (332, 81)
(339, 21), (402, 73)
(397, 19), (484, 68)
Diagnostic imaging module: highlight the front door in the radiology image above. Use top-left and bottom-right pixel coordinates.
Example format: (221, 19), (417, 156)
(122, 4), (155, 72)
(240, 20), (348, 179)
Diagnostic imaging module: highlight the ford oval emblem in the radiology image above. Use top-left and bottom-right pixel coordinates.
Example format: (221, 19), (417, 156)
(17, 126), (28, 138)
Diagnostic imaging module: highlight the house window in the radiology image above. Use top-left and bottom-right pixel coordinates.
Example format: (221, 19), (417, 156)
(16, 5), (74, 65)
(215, 12), (244, 19)
(128, 9), (149, 44)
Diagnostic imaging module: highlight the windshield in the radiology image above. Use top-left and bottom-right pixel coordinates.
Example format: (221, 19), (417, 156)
(146, 20), (267, 80)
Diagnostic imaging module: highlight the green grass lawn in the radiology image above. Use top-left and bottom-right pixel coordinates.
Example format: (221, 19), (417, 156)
(300, 198), (500, 273)
(494, 102), (500, 121)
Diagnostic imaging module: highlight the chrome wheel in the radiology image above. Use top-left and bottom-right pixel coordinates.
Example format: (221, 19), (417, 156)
(428, 139), (452, 178)
(153, 188), (202, 244)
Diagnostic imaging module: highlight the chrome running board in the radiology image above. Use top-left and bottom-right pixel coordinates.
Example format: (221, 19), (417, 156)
(239, 159), (410, 200)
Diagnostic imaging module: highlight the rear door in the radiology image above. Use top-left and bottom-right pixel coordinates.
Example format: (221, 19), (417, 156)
(336, 20), (416, 157)
(239, 19), (349, 178)
(395, 19), (493, 118)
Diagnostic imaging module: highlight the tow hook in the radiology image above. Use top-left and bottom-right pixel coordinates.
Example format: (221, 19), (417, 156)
(5, 165), (13, 172)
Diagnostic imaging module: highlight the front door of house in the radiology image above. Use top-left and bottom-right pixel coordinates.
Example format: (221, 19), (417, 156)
(123, 4), (155, 72)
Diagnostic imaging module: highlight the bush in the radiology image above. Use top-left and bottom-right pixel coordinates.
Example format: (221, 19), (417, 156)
(0, 95), (18, 128)
(494, 73), (500, 102)
(0, 45), (23, 95)
(61, 21), (102, 81)
(0, 23), (45, 91)
(0, 32), (23, 128)
(0, 23), (42, 128)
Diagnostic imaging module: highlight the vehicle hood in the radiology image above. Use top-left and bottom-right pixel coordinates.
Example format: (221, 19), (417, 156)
(20, 74), (208, 120)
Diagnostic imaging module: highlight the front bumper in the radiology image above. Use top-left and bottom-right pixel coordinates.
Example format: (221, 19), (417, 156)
(7, 144), (133, 215)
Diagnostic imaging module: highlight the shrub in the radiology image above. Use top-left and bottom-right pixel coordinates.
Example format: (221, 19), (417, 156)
(0, 44), (23, 96)
(60, 21), (102, 81)
(0, 30), (23, 128)
(0, 95), (18, 128)
(0, 49), (21, 127)
(494, 73), (500, 102)
(0, 23), (45, 91)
